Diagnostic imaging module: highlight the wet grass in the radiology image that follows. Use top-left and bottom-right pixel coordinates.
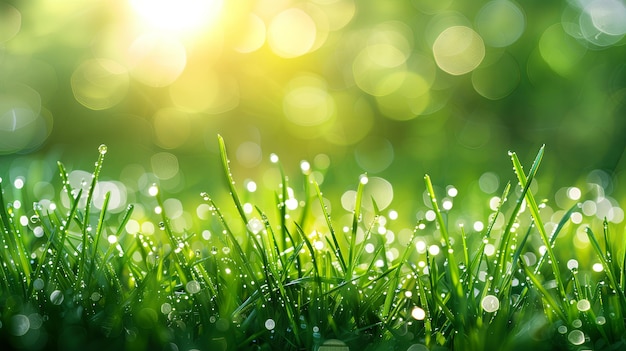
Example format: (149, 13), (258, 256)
(1, 138), (626, 350)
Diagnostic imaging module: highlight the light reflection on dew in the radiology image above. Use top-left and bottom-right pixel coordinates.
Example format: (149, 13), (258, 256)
(592, 263), (604, 272)
(186, 280), (201, 294)
(567, 330), (585, 345)
(481, 295), (500, 312)
(10, 314), (29, 336)
(33, 278), (44, 290)
(247, 218), (263, 234)
(577, 299), (591, 312)
(50, 290), (64, 305)
(567, 187), (581, 200)
(264, 318), (275, 330)
(411, 306), (426, 320)
(428, 245), (440, 256)
(567, 259), (579, 270)
(148, 184), (159, 197)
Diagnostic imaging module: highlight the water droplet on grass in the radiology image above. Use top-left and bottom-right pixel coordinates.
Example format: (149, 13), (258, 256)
(50, 290), (64, 305)
(577, 299), (590, 312)
(98, 144), (108, 155)
(33, 278), (44, 290)
(186, 280), (201, 294)
(91, 292), (101, 301)
(481, 295), (500, 312)
(10, 314), (29, 336)
(568, 330), (585, 345)
(264, 319), (275, 330)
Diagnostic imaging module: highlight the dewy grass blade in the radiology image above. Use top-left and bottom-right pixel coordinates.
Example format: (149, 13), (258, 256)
(0, 180), (32, 292)
(510, 146), (567, 304)
(586, 226), (626, 305)
(84, 191), (111, 290)
(50, 188), (83, 288)
(519, 258), (567, 322)
(312, 180), (346, 273)
(217, 134), (248, 224)
(77, 144), (107, 287)
(424, 174), (463, 316)
(348, 174), (366, 279)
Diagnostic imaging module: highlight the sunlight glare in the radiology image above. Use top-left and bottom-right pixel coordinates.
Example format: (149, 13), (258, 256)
(130, 0), (223, 34)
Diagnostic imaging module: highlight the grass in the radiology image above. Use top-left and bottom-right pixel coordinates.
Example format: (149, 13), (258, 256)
(1, 137), (625, 350)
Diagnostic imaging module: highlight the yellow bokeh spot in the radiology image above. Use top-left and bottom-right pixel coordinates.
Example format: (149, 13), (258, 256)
(283, 74), (335, 127)
(268, 8), (317, 58)
(127, 33), (187, 87)
(353, 22), (413, 96)
(130, 0), (223, 35)
(376, 71), (431, 120)
(152, 108), (191, 149)
(433, 26), (485, 75)
(353, 49), (406, 96)
(232, 14), (266, 53)
(71, 59), (129, 110)
(0, 3), (21, 43)
(312, 0), (355, 31)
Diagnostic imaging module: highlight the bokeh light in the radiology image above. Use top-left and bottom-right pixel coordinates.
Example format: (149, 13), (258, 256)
(130, 0), (223, 35)
(71, 59), (129, 110)
(127, 33), (187, 87)
(0, 3), (21, 43)
(268, 8), (317, 58)
(433, 26), (485, 75)
(475, 0), (525, 47)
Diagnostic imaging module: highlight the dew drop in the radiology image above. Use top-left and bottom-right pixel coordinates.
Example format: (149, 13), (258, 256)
(576, 299), (590, 312)
(29, 215), (40, 224)
(10, 314), (30, 336)
(50, 290), (64, 305)
(186, 280), (201, 294)
(33, 278), (44, 290)
(90, 292), (101, 301)
(98, 144), (108, 155)
(481, 295), (500, 312)
(411, 306), (426, 320)
(567, 330), (585, 345)
(148, 184), (159, 197)
(265, 319), (275, 330)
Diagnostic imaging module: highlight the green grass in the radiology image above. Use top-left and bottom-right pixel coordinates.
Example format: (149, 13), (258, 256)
(1, 138), (625, 350)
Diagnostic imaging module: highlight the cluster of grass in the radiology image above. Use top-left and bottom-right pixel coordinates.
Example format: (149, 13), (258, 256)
(0, 137), (625, 350)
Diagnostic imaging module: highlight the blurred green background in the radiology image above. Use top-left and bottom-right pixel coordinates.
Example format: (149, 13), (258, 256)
(1, 0), (626, 228)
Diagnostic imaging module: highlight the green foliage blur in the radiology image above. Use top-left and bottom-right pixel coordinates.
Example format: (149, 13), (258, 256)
(1, 0), (626, 223)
